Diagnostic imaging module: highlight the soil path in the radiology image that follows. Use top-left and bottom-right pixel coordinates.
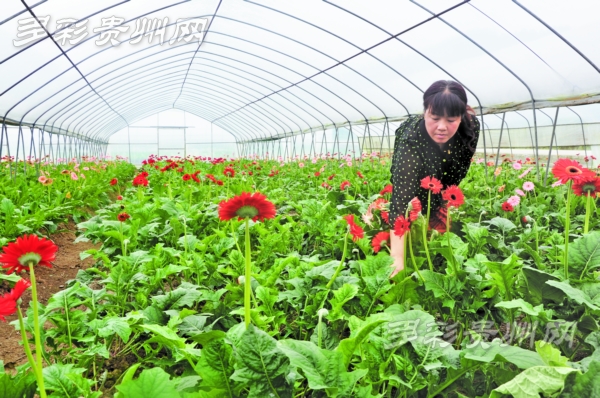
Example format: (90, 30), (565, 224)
(0, 222), (100, 370)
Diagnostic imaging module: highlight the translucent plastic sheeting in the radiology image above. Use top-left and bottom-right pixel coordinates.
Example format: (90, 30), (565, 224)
(1, 0), (600, 146)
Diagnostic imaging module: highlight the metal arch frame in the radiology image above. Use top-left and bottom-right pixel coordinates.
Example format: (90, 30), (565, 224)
(321, 0), (491, 176)
(566, 107), (588, 159)
(410, 0), (542, 180)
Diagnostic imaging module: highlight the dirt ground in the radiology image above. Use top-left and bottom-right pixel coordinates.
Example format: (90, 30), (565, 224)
(0, 222), (99, 371)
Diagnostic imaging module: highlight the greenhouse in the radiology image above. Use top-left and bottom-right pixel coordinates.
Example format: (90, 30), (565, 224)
(0, 0), (599, 396)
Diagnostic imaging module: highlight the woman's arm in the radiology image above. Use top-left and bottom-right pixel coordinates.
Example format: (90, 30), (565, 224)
(390, 231), (405, 277)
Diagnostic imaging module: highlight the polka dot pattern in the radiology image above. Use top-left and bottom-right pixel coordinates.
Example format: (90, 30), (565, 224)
(388, 114), (481, 225)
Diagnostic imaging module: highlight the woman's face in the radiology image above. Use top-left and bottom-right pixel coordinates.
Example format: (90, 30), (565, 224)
(424, 108), (461, 146)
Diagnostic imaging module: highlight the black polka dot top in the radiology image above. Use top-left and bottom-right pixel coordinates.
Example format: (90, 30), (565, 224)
(388, 114), (480, 225)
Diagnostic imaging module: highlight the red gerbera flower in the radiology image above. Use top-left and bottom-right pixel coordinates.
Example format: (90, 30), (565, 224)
(328, 174), (336, 181)
(224, 167), (235, 178)
(372, 231), (390, 253)
(502, 202), (514, 212)
(110, 178), (118, 186)
(442, 185), (465, 208)
(343, 214), (364, 242)
(117, 212), (131, 222)
(140, 171), (149, 177)
(191, 174), (200, 183)
(381, 211), (389, 224)
(379, 184), (393, 196)
(116, 195), (123, 201)
(314, 171), (321, 177)
(218, 192), (276, 222)
(393, 215), (411, 237)
(0, 280), (30, 321)
(182, 174), (192, 181)
(132, 175), (148, 187)
(408, 197), (422, 221)
(420, 176), (443, 194)
(0, 235), (58, 274)
(572, 175), (600, 197)
(551, 158), (595, 184)
(216, 180), (224, 186)
(357, 171), (364, 179)
(340, 180), (351, 190)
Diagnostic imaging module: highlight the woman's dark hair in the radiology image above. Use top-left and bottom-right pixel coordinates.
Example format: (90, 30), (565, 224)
(423, 80), (477, 152)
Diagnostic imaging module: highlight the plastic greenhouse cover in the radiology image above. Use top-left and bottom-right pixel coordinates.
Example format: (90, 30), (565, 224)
(0, 0), (599, 144)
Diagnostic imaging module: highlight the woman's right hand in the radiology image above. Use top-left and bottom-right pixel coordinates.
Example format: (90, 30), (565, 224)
(389, 232), (405, 278)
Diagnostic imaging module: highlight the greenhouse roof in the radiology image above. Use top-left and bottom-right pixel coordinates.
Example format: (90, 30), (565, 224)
(1, 0), (599, 144)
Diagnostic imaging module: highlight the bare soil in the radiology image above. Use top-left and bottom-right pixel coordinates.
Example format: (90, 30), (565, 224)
(0, 221), (100, 371)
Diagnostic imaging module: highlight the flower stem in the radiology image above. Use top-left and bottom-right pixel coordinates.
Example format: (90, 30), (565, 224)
(244, 217), (252, 328)
(584, 192), (591, 234)
(408, 229), (424, 283)
(564, 181), (572, 279)
(446, 210), (459, 276)
(17, 307), (43, 395)
(423, 191), (433, 271)
(326, 232), (349, 290)
(28, 263), (47, 398)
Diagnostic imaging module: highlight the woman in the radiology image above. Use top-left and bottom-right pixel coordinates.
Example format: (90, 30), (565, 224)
(388, 80), (480, 276)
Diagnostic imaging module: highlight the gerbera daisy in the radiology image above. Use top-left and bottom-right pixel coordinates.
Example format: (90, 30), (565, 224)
(8, 278), (31, 302)
(420, 176), (443, 194)
(117, 213), (131, 222)
(522, 181), (535, 191)
(38, 176), (48, 184)
(512, 162), (522, 170)
(343, 214), (364, 242)
(442, 185), (465, 208)
(0, 235), (58, 274)
(507, 195), (520, 207)
(393, 215), (411, 237)
(328, 174), (336, 181)
(371, 231), (390, 253)
(502, 202), (514, 212)
(551, 158), (595, 184)
(340, 180), (351, 190)
(218, 192), (276, 222)
(572, 176), (600, 197)
(357, 171), (364, 179)
(182, 174), (192, 181)
(191, 174), (201, 183)
(132, 175), (148, 187)
(381, 211), (389, 224)
(515, 189), (525, 197)
(380, 184), (393, 196)
(224, 167), (235, 178)
(408, 197), (422, 221)
(110, 178), (118, 186)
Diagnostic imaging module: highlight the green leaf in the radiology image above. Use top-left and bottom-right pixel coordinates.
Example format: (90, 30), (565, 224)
(521, 266), (564, 305)
(336, 319), (386, 368)
(115, 367), (180, 398)
(487, 217), (517, 233)
(230, 324), (292, 398)
(495, 299), (543, 317)
(420, 270), (463, 310)
(559, 359), (600, 397)
(535, 341), (569, 367)
(329, 283), (359, 320)
(279, 339), (367, 396)
(98, 317), (132, 343)
(141, 324), (186, 350)
(196, 338), (235, 397)
(178, 314), (211, 338)
(569, 231), (600, 276)
(151, 283), (202, 310)
(42, 363), (90, 398)
(0, 371), (36, 398)
(485, 254), (521, 301)
(545, 280), (600, 311)
(490, 366), (577, 398)
(464, 339), (545, 369)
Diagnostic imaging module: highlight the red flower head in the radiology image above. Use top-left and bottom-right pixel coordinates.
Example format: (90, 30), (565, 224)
(343, 214), (364, 242)
(0, 235), (58, 274)
(191, 174), (201, 183)
(372, 231), (390, 253)
(314, 171), (321, 177)
(117, 212), (131, 222)
(116, 195), (123, 201)
(182, 174), (192, 181)
(328, 174), (336, 181)
(0, 279), (31, 321)
(501, 202), (514, 212)
(340, 180), (351, 190)
(140, 171), (149, 177)
(216, 180), (224, 186)
(218, 192), (276, 222)
(408, 197), (422, 221)
(442, 185), (465, 208)
(522, 215), (533, 223)
(357, 171), (364, 179)
(381, 211), (389, 224)
(206, 174), (217, 183)
(393, 215), (411, 237)
(224, 167), (235, 178)
(132, 175), (148, 187)
(379, 184), (393, 196)
(421, 176), (443, 194)
(572, 175), (600, 197)
(110, 178), (118, 186)
(551, 158), (595, 184)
